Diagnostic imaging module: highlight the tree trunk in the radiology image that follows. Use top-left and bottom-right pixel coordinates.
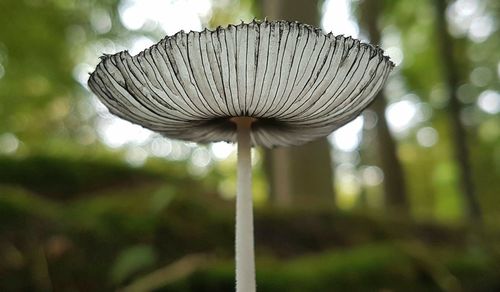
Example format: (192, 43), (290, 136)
(434, 0), (482, 222)
(358, 0), (409, 213)
(260, 0), (335, 207)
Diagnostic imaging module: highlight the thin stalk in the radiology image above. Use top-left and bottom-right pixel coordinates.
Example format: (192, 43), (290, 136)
(234, 117), (256, 292)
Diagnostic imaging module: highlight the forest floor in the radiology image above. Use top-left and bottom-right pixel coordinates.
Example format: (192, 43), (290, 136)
(0, 155), (499, 291)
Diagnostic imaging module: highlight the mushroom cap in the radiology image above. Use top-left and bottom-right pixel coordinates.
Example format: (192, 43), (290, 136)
(88, 20), (394, 148)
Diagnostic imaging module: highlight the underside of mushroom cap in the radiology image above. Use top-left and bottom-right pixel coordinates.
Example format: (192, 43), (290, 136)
(88, 20), (394, 147)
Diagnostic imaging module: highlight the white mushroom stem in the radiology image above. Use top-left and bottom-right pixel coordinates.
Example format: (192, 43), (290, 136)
(234, 117), (256, 292)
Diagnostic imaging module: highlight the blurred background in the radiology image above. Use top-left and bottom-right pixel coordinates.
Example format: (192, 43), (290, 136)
(0, 0), (499, 290)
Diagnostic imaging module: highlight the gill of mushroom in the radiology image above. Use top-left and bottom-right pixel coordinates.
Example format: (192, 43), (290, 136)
(87, 20), (394, 292)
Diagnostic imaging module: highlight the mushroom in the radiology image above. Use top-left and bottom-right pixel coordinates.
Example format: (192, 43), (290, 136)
(88, 20), (393, 292)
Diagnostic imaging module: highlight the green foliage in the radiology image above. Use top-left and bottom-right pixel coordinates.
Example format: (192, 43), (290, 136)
(0, 186), (59, 229)
(166, 243), (500, 292)
(2, 164), (499, 291)
(360, 0), (500, 225)
(0, 0), (126, 151)
(0, 154), (214, 291)
(0, 155), (163, 198)
(111, 244), (157, 285)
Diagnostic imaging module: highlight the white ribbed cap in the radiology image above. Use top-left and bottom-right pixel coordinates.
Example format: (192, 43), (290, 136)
(88, 20), (394, 147)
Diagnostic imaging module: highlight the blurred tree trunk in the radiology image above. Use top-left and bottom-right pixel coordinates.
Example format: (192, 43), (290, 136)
(434, 0), (482, 222)
(259, 0), (335, 207)
(358, 0), (409, 213)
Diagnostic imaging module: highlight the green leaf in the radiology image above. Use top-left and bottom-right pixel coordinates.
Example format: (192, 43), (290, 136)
(110, 245), (157, 285)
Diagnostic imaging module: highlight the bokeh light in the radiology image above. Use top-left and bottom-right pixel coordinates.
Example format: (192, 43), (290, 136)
(329, 116), (364, 152)
(477, 90), (500, 114)
(416, 127), (439, 148)
(118, 0), (211, 34)
(386, 99), (418, 133)
(0, 133), (19, 154)
(322, 0), (359, 37)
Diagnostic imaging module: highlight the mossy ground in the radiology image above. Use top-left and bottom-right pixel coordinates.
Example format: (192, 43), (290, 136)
(1, 155), (499, 291)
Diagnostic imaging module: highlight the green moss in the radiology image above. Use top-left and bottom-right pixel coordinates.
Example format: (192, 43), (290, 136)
(0, 154), (195, 199)
(163, 244), (437, 292)
(161, 242), (500, 291)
